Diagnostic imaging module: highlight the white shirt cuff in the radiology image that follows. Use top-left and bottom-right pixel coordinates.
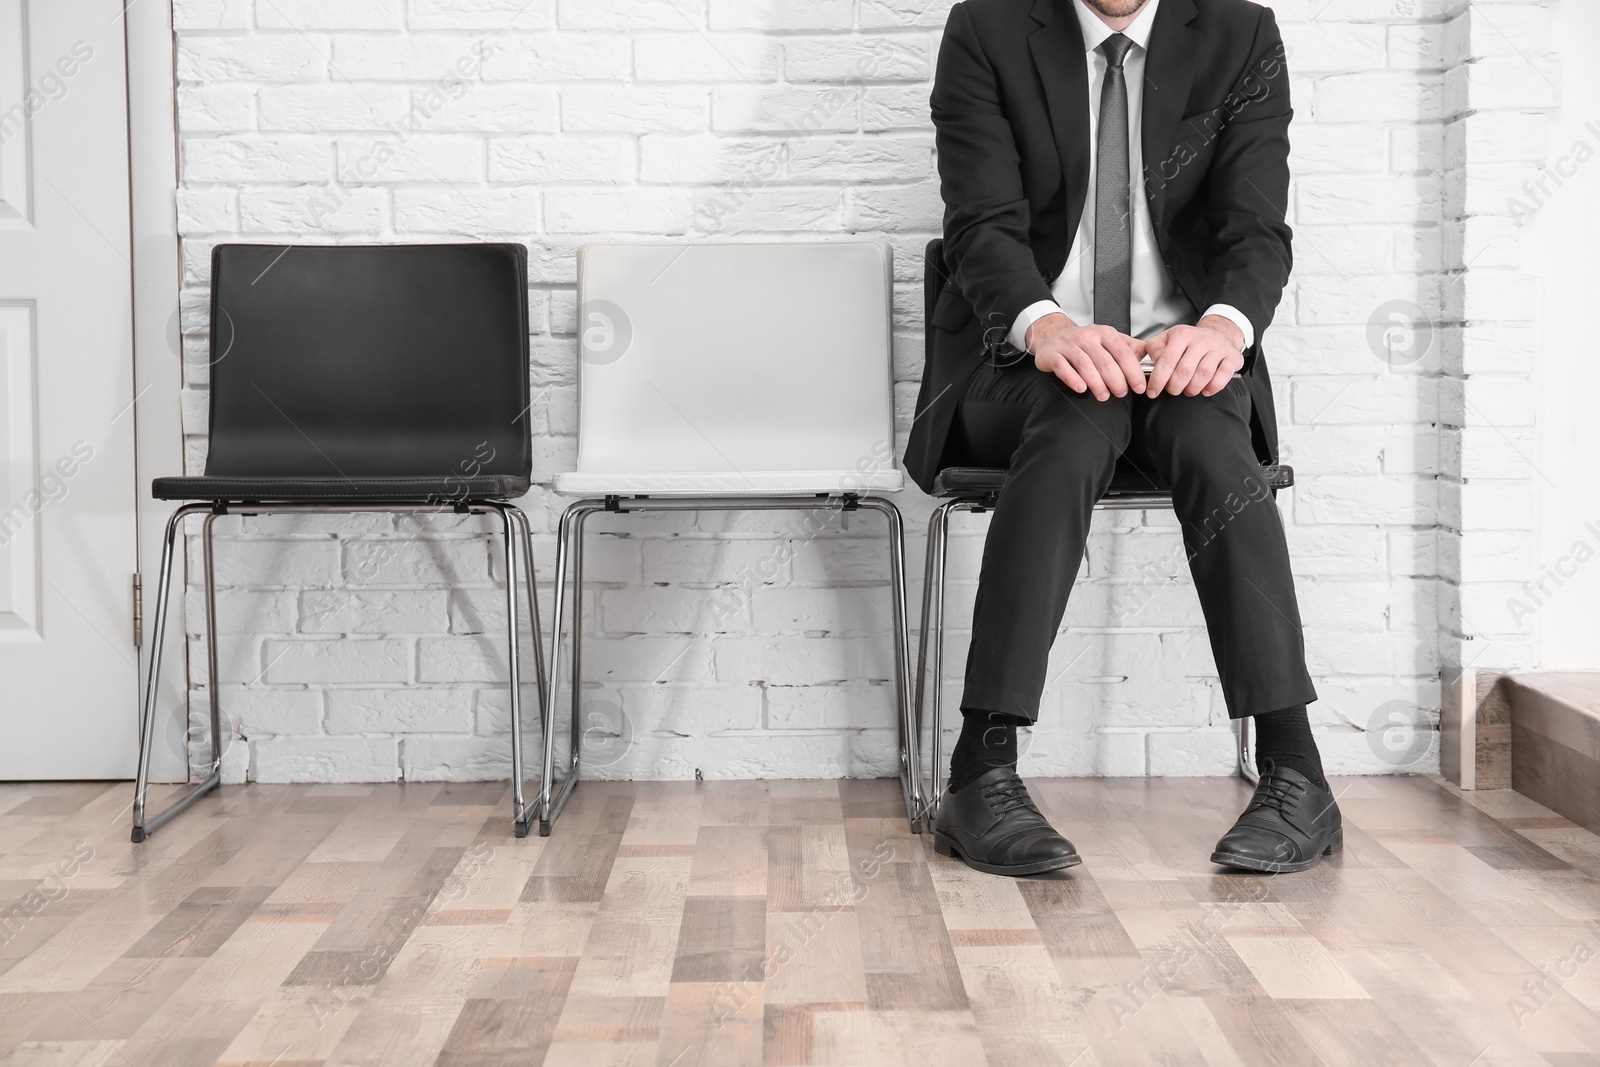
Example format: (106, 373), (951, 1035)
(1009, 300), (1066, 353)
(1201, 303), (1254, 350)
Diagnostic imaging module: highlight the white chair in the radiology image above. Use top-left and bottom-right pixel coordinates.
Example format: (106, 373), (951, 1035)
(537, 240), (919, 835)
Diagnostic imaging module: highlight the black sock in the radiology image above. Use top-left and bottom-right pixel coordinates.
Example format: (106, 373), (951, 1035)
(1253, 705), (1327, 790)
(949, 708), (1028, 793)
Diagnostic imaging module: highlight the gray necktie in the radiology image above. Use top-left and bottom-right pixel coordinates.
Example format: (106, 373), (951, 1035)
(1094, 33), (1134, 336)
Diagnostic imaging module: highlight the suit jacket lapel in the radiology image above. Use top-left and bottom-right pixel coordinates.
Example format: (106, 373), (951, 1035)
(1140, 0), (1200, 227)
(1028, 0), (1090, 256)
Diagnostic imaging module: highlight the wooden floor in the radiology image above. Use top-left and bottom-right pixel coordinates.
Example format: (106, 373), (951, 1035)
(3, 775), (1600, 1067)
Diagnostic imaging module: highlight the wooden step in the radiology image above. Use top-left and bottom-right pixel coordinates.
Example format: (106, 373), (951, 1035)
(1509, 670), (1600, 835)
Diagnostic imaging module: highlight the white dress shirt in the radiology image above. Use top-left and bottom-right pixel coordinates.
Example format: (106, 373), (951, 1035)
(1007, 0), (1254, 354)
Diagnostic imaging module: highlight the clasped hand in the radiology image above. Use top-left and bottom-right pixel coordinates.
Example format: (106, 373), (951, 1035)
(1024, 313), (1244, 401)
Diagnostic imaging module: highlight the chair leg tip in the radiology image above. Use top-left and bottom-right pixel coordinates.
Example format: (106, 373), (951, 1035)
(130, 827), (147, 843)
(513, 819), (530, 839)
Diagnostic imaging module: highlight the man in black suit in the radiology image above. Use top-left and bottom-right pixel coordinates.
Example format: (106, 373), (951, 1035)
(906, 0), (1342, 877)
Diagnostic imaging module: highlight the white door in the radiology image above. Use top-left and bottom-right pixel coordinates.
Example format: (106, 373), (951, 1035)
(0, 0), (140, 778)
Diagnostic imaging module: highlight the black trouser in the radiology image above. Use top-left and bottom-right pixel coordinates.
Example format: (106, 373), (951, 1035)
(945, 361), (1317, 722)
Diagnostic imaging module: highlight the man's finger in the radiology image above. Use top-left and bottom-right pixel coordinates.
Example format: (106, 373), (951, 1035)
(1140, 336), (1164, 395)
(1051, 353), (1089, 394)
(1068, 344), (1112, 401)
(1200, 350), (1243, 396)
(1166, 337), (1208, 395)
(1081, 337), (1132, 396)
(1105, 333), (1146, 394)
(1089, 339), (1131, 397)
(1149, 331), (1190, 396)
(1186, 351), (1223, 396)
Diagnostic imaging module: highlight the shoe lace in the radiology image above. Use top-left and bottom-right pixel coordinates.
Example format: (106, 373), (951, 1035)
(980, 780), (1039, 818)
(1249, 774), (1308, 829)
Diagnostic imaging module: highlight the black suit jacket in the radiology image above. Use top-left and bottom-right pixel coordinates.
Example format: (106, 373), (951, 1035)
(904, 0), (1294, 494)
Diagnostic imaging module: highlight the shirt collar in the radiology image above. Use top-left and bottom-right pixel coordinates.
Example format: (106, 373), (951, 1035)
(1073, 0), (1161, 54)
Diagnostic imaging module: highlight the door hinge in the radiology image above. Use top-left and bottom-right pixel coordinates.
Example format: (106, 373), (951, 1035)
(132, 573), (143, 649)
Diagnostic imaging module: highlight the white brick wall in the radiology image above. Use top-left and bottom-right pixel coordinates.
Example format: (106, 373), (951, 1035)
(170, 0), (1551, 785)
(1437, 0), (1556, 679)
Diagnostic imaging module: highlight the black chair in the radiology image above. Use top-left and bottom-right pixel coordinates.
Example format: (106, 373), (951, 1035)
(133, 244), (547, 841)
(914, 238), (1294, 811)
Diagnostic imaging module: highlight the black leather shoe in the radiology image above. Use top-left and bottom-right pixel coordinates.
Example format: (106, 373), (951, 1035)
(1211, 766), (1342, 873)
(932, 766), (1081, 876)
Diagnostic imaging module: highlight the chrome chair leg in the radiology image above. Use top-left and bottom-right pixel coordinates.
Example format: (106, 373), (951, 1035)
(537, 493), (922, 836)
(570, 505), (588, 776)
(507, 505), (549, 717)
(914, 500), (956, 827)
(1237, 716), (1259, 784)
(487, 504), (531, 837)
(132, 503), (221, 842)
(927, 501), (957, 818)
(496, 503), (549, 837)
(537, 506), (571, 836)
(860, 497), (920, 832)
(202, 513), (223, 777)
(912, 503), (939, 827)
(539, 499), (600, 835)
(134, 499), (551, 843)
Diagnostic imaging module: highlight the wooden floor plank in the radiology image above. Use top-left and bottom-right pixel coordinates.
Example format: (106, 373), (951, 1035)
(762, 907), (867, 1008)
(1, 776), (1598, 1065)
(323, 922), (504, 1067)
(567, 855), (692, 999)
(951, 942), (1089, 1066)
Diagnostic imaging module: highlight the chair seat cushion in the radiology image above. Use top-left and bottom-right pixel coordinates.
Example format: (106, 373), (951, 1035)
(931, 464), (1295, 499)
(931, 467), (1008, 496)
(151, 474), (531, 503)
(553, 469), (904, 496)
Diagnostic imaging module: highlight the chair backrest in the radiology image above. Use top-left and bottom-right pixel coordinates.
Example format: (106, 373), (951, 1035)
(572, 241), (896, 481)
(204, 243), (530, 481)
